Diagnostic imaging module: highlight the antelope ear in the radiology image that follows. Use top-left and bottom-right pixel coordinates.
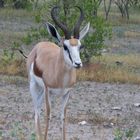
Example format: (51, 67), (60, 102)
(79, 22), (90, 40)
(45, 22), (61, 43)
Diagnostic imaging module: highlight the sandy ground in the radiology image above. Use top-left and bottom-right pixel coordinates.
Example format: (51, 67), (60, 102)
(0, 77), (140, 140)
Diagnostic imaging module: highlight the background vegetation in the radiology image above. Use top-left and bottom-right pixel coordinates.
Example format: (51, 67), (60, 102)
(0, 0), (140, 84)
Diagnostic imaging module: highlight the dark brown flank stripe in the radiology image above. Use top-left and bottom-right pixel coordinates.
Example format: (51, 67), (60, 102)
(33, 59), (42, 78)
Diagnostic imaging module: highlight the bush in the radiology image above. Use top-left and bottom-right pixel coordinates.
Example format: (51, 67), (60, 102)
(0, 0), (4, 8)
(5, 0), (112, 63)
(42, 0), (112, 62)
(13, 0), (31, 9)
(82, 17), (112, 62)
(3, 0), (32, 9)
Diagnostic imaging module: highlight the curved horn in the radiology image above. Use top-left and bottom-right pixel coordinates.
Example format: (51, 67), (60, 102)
(73, 6), (84, 39)
(51, 6), (71, 39)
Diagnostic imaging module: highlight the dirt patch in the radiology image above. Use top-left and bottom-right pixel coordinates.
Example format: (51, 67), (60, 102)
(0, 77), (140, 140)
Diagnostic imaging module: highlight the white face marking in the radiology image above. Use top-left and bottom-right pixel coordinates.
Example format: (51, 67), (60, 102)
(63, 40), (82, 68)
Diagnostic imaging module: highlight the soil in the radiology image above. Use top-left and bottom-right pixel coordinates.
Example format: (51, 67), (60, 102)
(0, 76), (140, 140)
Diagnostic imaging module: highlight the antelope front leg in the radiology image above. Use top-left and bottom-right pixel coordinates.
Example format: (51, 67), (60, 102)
(44, 89), (51, 140)
(61, 92), (70, 140)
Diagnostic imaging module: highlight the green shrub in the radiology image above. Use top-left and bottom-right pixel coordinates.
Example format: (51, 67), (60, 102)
(5, 0), (112, 62)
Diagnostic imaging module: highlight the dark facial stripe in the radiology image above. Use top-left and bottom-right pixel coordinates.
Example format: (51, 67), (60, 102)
(63, 44), (73, 63)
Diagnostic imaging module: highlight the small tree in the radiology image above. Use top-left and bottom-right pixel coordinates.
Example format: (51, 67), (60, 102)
(43, 0), (112, 62)
(13, 0), (31, 9)
(0, 0), (4, 8)
(8, 0), (112, 63)
(114, 0), (129, 20)
(129, 0), (140, 8)
(103, 0), (112, 20)
(92, 0), (103, 17)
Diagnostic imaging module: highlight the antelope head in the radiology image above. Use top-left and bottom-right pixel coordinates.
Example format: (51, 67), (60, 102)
(46, 6), (90, 68)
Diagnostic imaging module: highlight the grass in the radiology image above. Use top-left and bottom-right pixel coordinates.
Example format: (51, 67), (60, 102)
(108, 12), (140, 25)
(0, 8), (37, 49)
(0, 31), (25, 49)
(114, 128), (135, 140)
(0, 8), (139, 84)
(0, 54), (140, 85)
(0, 8), (35, 19)
(96, 54), (140, 67)
(0, 121), (36, 140)
(77, 54), (140, 84)
(124, 31), (140, 37)
(98, 1), (140, 25)
(0, 58), (27, 77)
(0, 53), (140, 84)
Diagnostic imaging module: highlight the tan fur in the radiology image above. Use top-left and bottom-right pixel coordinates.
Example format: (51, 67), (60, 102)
(27, 41), (76, 88)
(69, 36), (78, 46)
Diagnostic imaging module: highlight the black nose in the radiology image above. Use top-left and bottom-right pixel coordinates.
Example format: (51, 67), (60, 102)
(75, 62), (81, 68)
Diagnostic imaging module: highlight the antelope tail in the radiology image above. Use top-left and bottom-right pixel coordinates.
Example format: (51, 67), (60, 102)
(18, 49), (28, 58)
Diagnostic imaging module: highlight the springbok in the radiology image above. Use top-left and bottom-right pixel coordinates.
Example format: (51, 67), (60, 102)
(27, 6), (90, 140)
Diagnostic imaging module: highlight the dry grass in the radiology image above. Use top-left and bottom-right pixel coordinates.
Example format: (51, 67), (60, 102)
(0, 58), (27, 77)
(0, 54), (140, 84)
(0, 8), (35, 18)
(0, 31), (25, 49)
(0, 8), (139, 84)
(98, 1), (140, 25)
(77, 54), (140, 84)
(124, 31), (140, 38)
(97, 54), (140, 67)
(112, 13), (140, 25)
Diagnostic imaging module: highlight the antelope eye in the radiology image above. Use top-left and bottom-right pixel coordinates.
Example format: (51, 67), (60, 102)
(63, 44), (68, 51)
